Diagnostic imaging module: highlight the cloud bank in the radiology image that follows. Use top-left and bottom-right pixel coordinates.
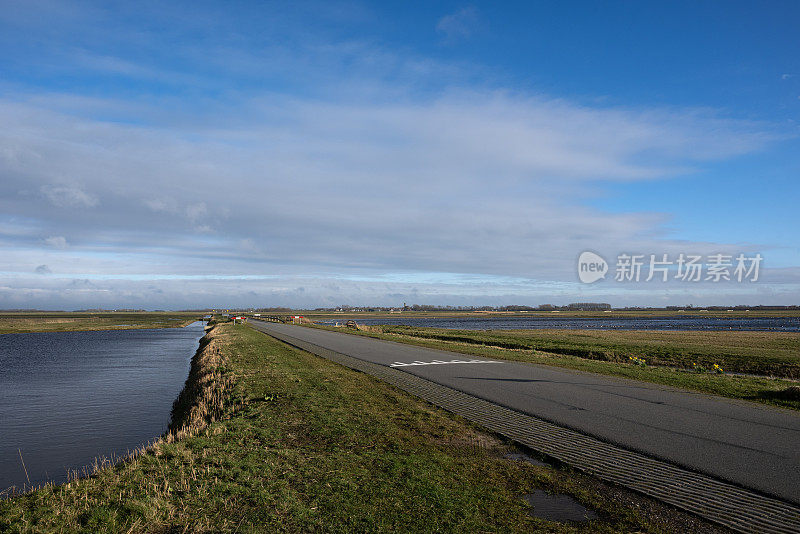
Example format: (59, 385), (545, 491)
(0, 1), (795, 308)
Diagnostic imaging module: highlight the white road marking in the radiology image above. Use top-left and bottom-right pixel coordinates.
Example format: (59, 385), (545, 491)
(389, 359), (501, 367)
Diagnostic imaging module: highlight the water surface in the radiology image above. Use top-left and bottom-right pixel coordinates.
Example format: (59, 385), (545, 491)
(523, 490), (598, 522)
(0, 322), (205, 494)
(322, 316), (800, 331)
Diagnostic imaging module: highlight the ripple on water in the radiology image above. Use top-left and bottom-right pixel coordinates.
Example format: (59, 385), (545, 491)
(0, 322), (206, 495)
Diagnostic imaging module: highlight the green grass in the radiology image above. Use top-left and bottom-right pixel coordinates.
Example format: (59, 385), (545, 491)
(0, 312), (200, 334)
(312, 324), (800, 410)
(0, 324), (720, 533)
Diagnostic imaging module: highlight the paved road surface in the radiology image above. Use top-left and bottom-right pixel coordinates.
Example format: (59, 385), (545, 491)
(250, 321), (800, 505)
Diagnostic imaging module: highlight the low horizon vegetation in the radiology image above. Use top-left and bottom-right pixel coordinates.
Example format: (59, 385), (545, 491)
(300, 308), (800, 319)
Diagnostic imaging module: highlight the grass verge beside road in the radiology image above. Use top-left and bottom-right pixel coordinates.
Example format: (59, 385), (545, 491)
(311, 324), (800, 410)
(0, 323), (722, 533)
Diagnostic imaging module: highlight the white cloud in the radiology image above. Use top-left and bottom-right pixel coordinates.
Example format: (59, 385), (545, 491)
(72, 50), (159, 79)
(185, 202), (208, 223)
(40, 184), (98, 208)
(144, 198), (174, 213)
(436, 6), (480, 42)
(44, 235), (68, 249)
(0, 89), (778, 296)
(0, 270), (797, 310)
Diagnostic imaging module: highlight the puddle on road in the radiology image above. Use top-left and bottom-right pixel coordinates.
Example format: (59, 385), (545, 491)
(523, 490), (598, 522)
(504, 452), (549, 467)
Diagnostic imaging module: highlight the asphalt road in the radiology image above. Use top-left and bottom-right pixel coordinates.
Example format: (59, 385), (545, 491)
(250, 321), (800, 505)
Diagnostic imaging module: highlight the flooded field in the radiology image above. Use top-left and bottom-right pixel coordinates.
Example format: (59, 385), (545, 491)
(321, 315), (800, 331)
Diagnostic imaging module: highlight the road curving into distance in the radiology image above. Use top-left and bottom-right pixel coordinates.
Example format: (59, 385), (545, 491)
(248, 320), (800, 509)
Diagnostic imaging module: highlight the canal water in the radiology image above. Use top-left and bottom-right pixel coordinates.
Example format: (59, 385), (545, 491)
(322, 316), (800, 331)
(0, 321), (205, 495)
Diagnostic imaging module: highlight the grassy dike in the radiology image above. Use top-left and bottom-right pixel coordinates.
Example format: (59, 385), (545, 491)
(0, 323), (724, 533)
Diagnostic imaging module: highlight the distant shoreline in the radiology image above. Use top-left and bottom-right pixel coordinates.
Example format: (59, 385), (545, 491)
(0, 313), (200, 335)
(298, 309), (800, 320)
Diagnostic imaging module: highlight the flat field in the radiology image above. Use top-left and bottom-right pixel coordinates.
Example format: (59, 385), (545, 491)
(0, 312), (201, 334)
(299, 309), (800, 320)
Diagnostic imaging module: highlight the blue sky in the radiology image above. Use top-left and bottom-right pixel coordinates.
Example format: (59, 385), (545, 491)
(1, 1), (798, 309)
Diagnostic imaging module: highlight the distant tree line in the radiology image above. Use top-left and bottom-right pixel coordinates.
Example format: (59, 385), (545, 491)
(267, 303), (616, 312)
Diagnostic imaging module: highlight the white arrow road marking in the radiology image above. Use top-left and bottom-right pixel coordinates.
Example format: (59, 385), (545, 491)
(389, 359), (501, 367)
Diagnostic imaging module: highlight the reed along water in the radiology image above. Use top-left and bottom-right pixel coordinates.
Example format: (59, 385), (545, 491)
(0, 321), (206, 495)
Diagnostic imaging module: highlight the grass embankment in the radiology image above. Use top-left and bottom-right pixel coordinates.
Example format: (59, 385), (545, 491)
(0, 312), (200, 334)
(313, 325), (800, 410)
(0, 323), (722, 533)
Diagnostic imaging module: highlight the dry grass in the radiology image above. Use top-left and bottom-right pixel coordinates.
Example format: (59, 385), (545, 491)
(166, 326), (236, 442)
